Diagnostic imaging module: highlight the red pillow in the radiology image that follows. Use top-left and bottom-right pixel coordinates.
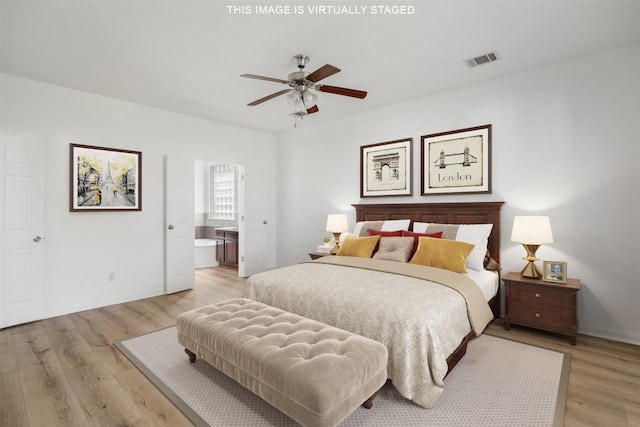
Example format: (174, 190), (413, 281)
(402, 230), (443, 239)
(367, 229), (403, 237)
(402, 230), (443, 253)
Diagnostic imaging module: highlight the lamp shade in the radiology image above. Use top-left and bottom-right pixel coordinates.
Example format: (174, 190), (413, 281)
(326, 214), (349, 233)
(510, 216), (554, 244)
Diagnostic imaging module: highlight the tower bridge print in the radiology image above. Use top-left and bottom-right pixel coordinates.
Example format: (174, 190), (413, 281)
(433, 146), (477, 168)
(421, 124), (491, 196)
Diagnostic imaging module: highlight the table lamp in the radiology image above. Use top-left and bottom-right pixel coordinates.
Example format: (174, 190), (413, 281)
(326, 214), (349, 254)
(510, 216), (553, 278)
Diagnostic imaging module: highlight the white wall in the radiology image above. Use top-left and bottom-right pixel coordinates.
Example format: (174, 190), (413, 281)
(195, 160), (208, 215)
(0, 74), (277, 318)
(276, 44), (640, 344)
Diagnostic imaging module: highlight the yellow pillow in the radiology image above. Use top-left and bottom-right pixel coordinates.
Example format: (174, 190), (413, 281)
(337, 235), (380, 258)
(409, 236), (474, 273)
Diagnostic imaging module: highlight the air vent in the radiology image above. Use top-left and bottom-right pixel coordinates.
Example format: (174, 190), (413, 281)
(465, 52), (499, 68)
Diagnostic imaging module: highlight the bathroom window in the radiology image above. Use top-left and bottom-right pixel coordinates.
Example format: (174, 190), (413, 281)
(209, 164), (238, 220)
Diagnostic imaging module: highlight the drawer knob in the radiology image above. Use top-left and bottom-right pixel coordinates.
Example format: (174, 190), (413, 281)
(535, 293), (541, 298)
(535, 312), (541, 318)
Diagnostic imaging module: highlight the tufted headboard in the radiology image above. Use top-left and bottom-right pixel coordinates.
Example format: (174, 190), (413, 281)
(352, 202), (505, 265)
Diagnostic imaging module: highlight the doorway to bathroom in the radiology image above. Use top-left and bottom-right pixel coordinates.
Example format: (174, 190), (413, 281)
(166, 156), (267, 293)
(194, 160), (241, 274)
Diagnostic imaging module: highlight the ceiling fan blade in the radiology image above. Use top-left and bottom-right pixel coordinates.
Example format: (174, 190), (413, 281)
(317, 85), (367, 99)
(306, 105), (319, 114)
(306, 64), (341, 82)
(247, 89), (291, 106)
(241, 74), (290, 84)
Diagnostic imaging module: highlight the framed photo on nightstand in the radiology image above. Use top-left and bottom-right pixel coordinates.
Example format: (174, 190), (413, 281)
(543, 260), (567, 284)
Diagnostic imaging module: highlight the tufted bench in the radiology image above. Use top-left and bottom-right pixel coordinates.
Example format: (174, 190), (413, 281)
(176, 298), (388, 427)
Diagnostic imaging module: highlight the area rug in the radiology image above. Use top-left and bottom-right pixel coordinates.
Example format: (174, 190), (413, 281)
(116, 327), (569, 427)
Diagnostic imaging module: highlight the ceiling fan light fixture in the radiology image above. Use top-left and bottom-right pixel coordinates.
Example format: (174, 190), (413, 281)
(286, 91), (301, 107)
(302, 90), (317, 107)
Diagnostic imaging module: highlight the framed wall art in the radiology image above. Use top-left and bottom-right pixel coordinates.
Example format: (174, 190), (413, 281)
(360, 138), (412, 197)
(421, 124), (491, 195)
(543, 260), (567, 284)
(70, 143), (142, 211)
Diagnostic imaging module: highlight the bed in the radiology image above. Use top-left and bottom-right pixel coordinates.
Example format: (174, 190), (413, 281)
(243, 201), (504, 408)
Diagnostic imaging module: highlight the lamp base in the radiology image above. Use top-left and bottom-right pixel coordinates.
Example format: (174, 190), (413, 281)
(519, 243), (542, 279)
(330, 232), (342, 255)
(520, 261), (542, 278)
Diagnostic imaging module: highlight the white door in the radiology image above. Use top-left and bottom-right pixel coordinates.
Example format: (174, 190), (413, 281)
(240, 165), (268, 277)
(164, 155), (195, 294)
(0, 135), (45, 328)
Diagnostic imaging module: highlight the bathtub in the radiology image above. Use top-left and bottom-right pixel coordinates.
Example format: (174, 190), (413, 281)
(195, 239), (219, 268)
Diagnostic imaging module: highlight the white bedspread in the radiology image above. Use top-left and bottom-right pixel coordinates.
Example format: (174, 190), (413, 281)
(243, 259), (486, 408)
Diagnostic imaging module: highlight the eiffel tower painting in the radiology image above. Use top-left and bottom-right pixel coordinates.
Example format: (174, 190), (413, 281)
(71, 144), (142, 212)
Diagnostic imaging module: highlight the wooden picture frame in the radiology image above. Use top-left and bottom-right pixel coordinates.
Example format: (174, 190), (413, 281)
(543, 260), (567, 284)
(360, 138), (412, 197)
(70, 143), (142, 211)
(421, 124), (491, 195)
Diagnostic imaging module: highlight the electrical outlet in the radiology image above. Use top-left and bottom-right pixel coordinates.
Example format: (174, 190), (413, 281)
(107, 272), (116, 282)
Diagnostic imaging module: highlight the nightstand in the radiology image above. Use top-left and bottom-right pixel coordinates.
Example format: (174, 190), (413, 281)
(503, 271), (581, 345)
(308, 252), (334, 260)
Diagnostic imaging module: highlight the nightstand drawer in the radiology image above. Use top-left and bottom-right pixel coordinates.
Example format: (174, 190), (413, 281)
(508, 284), (570, 310)
(507, 304), (571, 330)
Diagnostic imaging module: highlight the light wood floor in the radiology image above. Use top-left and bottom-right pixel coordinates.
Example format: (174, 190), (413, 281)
(1, 266), (638, 426)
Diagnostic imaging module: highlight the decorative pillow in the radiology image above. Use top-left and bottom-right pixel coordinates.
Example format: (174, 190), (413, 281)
(368, 229), (403, 237)
(412, 223), (459, 239)
(402, 230), (443, 254)
(409, 237), (474, 273)
(372, 237), (415, 262)
(485, 257), (500, 271)
(402, 230), (443, 239)
(337, 235), (381, 258)
(412, 223), (493, 271)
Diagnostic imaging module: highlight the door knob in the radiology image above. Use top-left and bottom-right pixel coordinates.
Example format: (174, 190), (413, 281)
(33, 235), (43, 242)
(168, 225), (174, 230)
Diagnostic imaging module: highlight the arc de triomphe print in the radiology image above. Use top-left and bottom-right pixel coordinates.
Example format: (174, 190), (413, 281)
(372, 152), (400, 182)
(361, 138), (412, 197)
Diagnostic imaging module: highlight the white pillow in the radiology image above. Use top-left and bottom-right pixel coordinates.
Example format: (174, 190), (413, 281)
(380, 219), (411, 231)
(412, 222), (493, 271)
(412, 222), (429, 233)
(457, 224), (493, 271)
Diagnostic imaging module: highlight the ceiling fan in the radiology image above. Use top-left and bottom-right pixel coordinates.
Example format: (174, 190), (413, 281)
(241, 54), (367, 118)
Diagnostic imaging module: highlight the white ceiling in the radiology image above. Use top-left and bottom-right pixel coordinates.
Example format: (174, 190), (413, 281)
(2, 1), (639, 134)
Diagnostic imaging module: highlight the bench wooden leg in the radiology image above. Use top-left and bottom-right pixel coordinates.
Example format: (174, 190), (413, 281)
(362, 388), (381, 409)
(185, 348), (196, 363)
